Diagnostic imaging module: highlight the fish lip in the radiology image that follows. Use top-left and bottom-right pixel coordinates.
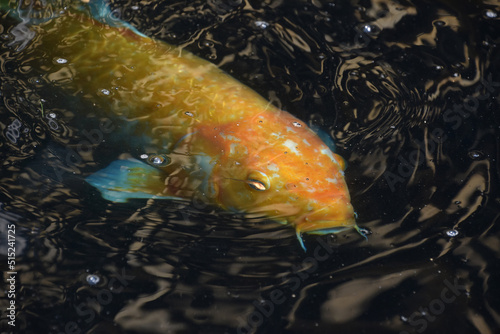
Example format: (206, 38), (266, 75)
(296, 218), (357, 234)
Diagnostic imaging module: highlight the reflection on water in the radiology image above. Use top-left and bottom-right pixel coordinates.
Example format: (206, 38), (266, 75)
(1, 0), (499, 333)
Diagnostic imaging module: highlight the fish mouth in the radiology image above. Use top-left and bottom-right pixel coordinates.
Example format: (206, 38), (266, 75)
(297, 218), (357, 234)
(294, 217), (363, 251)
(294, 200), (356, 234)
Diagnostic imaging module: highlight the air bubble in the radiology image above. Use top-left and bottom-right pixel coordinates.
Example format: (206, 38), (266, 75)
(362, 24), (381, 36)
(152, 156), (164, 164)
(468, 150), (484, 160)
(28, 77), (41, 84)
(100, 89), (110, 95)
(55, 58), (68, 64)
(203, 40), (214, 48)
(86, 274), (100, 285)
(292, 121), (302, 127)
(349, 70), (359, 78)
(484, 9), (498, 18)
(148, 154), (171, 167)
(254, 21), (269, 29)
(446, 229), (459, 237)
(185, 111), (194, 117)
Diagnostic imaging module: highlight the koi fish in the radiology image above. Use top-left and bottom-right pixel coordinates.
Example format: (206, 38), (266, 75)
(0, 0), (364, 250)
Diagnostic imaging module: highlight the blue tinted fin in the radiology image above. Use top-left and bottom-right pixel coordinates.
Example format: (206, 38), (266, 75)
(86, 158), (179, 203)
(311, 125), (336, 152)
(85, 0), (147, 37)
(306, 226), (350, 235)
(0, 0), (147, 37)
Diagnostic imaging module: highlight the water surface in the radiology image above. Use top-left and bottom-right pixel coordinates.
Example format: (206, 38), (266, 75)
(0, 0), (499, 333)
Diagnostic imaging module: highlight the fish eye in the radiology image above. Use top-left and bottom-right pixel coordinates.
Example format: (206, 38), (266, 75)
(247, 180), (267, 191)
(246, 170), (270, 191)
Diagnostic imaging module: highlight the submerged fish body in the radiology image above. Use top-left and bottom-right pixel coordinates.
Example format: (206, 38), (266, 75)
(1, 1), (361, 248)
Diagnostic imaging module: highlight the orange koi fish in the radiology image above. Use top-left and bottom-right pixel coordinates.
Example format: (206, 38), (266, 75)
(1, 0), (364, 250)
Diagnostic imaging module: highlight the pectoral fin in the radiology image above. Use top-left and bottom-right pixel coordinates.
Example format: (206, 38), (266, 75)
(86, 158), (179, 203)
(311, 125), (336, 152)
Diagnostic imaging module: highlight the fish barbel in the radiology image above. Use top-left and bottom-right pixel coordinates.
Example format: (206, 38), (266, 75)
(0, 0), (364, 250)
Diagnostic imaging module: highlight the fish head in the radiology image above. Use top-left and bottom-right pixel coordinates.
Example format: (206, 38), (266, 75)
(206, 110), (357, 237)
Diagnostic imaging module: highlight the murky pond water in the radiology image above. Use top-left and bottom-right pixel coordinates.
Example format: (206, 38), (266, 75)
(1, 0), (499, 333)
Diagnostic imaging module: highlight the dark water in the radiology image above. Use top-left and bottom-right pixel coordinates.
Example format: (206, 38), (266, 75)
(1, 0), (499, 333)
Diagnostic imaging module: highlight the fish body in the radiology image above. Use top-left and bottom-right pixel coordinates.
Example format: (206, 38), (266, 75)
(1, 1), (361, 249)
